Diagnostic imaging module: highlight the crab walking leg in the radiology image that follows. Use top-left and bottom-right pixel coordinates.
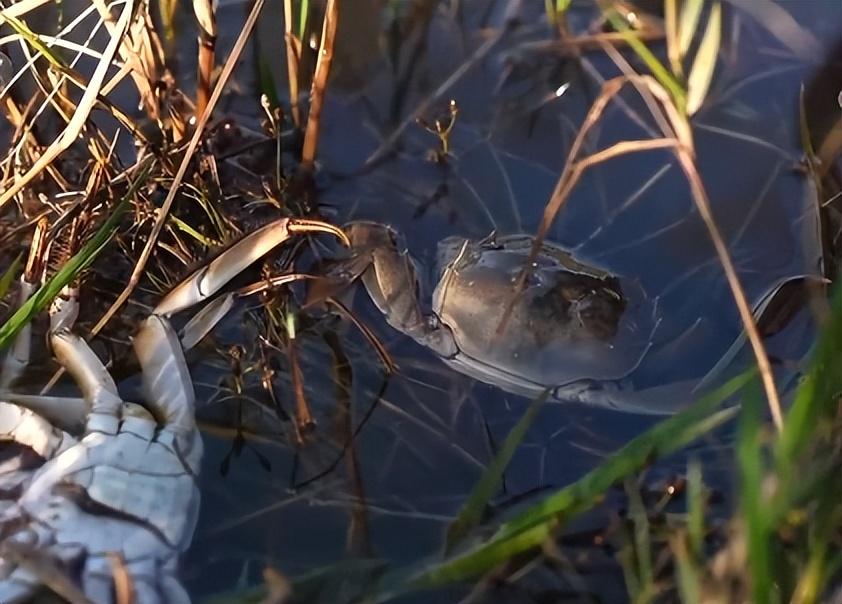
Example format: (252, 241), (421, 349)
(47, 289), (123, 436)
(0, 282), (91, 433)
(154, 217), (350, 317)
(132, 314), (203, 474)
(345, 221), (458, 356)
(1, 218), (50, 390)
(0, 395), (87, 435)
(0, 279), (37, 390)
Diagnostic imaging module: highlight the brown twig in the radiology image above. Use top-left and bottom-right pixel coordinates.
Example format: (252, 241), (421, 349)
(287, 324), (315, 436)
(299, 0), (339, 172)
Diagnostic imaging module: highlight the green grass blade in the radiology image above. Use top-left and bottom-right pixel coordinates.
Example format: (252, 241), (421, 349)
(495, 373), (750, 542)
(737, 381), (773, 604)
(0, 254), (22, 301)
(686, 458), (704, 559)
(298, 0), (310, 40)
(604, 8), (687, 113)
(169, 215), (217, 247)
(544, 0), (555, 24)
(394, 371), (751, 593)
(1, 11), (68, 70)
(204, 558), (386, 604)
(685, 1), (721, 116)
(445, 390), (548, 553)
(679, 0), (705, 56)
(777, 284), (842, 466)
(555, 0), (572, 16)
(672, 532), (702, 604)
(665, 0), (682, 75)
(0, 164), (152, 349)
(624, 476), (654, 601)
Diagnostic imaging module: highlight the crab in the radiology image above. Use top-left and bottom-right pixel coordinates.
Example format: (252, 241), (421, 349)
(0, 217), (348, 603)
(345, 221), (813, 413)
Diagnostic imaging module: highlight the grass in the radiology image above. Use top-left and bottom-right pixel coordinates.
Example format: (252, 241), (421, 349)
(0, 160), (152, 349)
(0, 1), (838, 603)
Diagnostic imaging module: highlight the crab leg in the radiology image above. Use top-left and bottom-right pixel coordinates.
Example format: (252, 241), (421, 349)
(0, 288), (98, 434)
(47, 289), (124, 436)
(344, 221), (427, 338)
(0, 226), (93, 434)
(0, 218), (49, 390)
(154, 217), (349, 317)
(0, 279), (36, 391)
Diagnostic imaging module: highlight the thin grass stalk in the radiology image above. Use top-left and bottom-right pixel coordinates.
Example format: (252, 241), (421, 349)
(673, 146), (783, 430)
(90, 0), (159, 120)
(0, 0), (53, 23)
(0, 158), (153, 348)
(284, 0), (302, 127)
(0, 15), (143, 145)
(685, 2), (721, 116)
(286, 313), (315, 434)
(603, 9), (686, 113)
(671, 532), (702, 604)
(89, 0), (266, 338)
(325, 297), (396, 374)
(445, 391), (548, 554)
(298, 0), (310, 38)
(664, 0), (682, 76)
(679, 0), (705, 56)
(106, 553), (133, 604)
(624, 476), (654, 599)
(300, 0), (339, 171)
(193, 0), (217, 118)
(0, 542), (94, 604)
(0, 255), (21, 300)
(737, 385), (774, 603)
(0, 0), (134, 210)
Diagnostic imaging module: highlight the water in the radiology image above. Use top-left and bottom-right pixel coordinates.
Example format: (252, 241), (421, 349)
(176, 2), (841, 601)
(1, 1), (841, 602)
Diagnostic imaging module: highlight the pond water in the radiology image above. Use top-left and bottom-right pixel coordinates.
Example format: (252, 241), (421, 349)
(2, 1), (841, 602)
(171, 2), (841, 602)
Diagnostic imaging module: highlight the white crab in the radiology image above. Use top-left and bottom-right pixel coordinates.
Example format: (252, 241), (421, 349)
(0, 217), (347, 603)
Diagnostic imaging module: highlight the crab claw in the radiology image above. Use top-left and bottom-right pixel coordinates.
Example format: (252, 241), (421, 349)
(154, 217), (349, 317)
(345, 221), (428, 339)
(132, 314), (195, 437)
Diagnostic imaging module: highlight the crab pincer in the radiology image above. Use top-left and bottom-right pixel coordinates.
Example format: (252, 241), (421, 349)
(155, 217), (349, 316)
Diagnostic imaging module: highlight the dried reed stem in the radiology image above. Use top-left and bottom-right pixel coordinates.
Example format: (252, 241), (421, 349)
(283, 0), (302, 127)
(0, 0), (135, 210)
(300, 0), (339, 171)
(193, 0), (217, 118)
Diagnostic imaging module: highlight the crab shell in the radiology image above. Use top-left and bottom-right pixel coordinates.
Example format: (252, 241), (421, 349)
(430, 235), (658, 399)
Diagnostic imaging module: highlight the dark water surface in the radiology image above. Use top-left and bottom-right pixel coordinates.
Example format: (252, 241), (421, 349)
(172, 2), (842, 602)
(3, 0), (841, 602)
